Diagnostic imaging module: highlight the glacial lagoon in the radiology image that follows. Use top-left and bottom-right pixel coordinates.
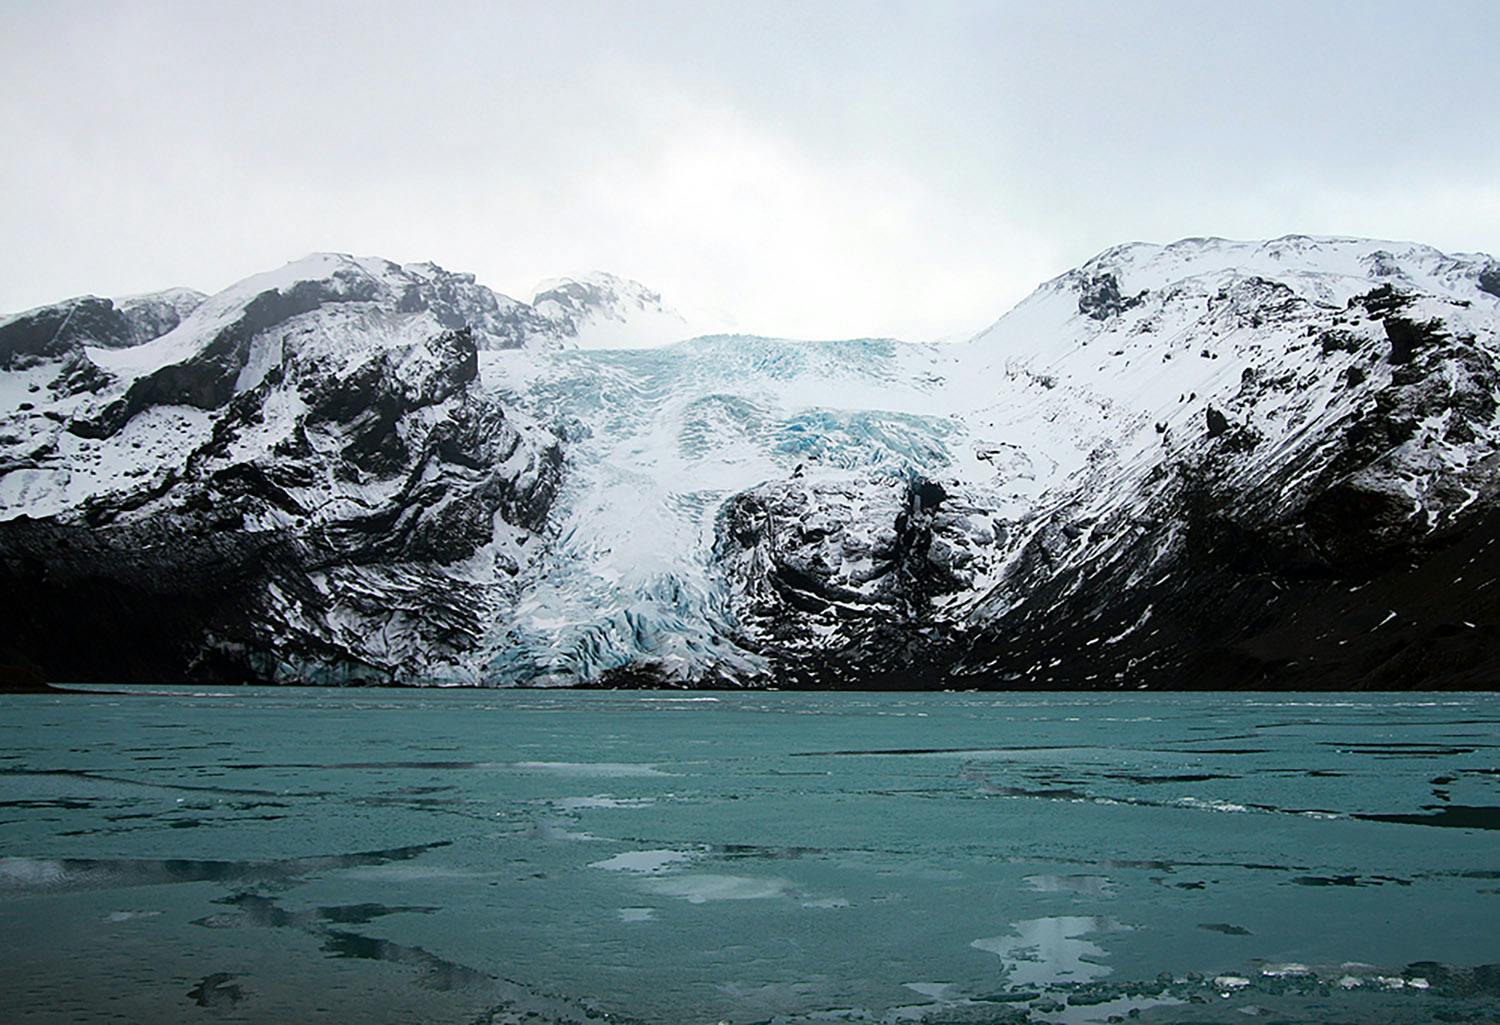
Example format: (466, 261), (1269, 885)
(1, 688), (1498, 1024)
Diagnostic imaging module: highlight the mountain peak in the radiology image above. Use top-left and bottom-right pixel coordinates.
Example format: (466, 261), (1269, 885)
(528, 271), (698, 350)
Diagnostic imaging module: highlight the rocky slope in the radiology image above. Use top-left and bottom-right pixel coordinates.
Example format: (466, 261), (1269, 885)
(2, 237), (1497, 688)
(0, 256), (566, 684)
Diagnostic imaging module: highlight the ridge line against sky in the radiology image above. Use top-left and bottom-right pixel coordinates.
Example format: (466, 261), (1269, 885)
(1, 0), (1497, 341)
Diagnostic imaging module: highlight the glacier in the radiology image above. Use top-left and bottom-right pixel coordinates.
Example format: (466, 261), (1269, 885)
(1, 237), (1497, 689)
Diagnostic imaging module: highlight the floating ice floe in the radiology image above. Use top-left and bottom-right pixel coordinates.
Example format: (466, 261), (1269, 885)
(588, 849), (697, 874)
(1214, 975), (1253, 991)
(513, 761), (674, 777)
(644, 873), (791, 903)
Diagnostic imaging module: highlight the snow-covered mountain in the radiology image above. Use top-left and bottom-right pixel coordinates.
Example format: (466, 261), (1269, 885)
(529, 271), (724, 350)
(0, 257), (699, 372)
(2, 236), (1497, 689)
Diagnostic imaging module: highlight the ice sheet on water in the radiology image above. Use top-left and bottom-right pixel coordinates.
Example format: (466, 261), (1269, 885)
(1024, 874), (1116, 896)
(554, 795), (656, 810)
(511, 761), (672, 777)
(6, 690), (1500, 1024)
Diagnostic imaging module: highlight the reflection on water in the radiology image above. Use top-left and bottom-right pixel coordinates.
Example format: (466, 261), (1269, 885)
(971, 916), (1129, 986)
(186, 972), (244, 1008)
(1024, 873), (1115, 896)
(0, 842), (445, 893)
(1, 688), (1499, 1024)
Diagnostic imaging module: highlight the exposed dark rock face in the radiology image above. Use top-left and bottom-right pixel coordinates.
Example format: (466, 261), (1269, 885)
(0, 645), (51, 693)
(0, 290), (204, 371)
(48, 349), (114, 397)
(1, 297), (129, 368)
(952, 478), (1500, 691)
(0, 513), (303, 684)
(395, 263), (555, 349)
(1478, 265), (1500, 299)
(115, 290), (206, 343)
(1383, 316), (1449, 366)
(712, 474), (991, 687)
(1077, 272), (1145, 320)
(5, 298), (148, 370)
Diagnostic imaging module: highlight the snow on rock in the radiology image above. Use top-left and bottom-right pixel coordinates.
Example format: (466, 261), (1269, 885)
(1, 264), (563, 682)
(532, 272), (687, 350)
(0, 287), (206, 369)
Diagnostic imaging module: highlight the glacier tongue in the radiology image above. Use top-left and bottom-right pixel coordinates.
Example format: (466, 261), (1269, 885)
(476, 336), (978, 683)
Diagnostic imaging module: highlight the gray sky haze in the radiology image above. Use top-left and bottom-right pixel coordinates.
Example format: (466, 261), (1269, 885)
(2, 0), (1497, 339)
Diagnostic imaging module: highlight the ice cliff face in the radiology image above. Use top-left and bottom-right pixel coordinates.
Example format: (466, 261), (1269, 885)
(2, 237), (1497, 688)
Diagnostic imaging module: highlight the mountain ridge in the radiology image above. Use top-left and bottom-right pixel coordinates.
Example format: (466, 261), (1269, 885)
(2, 235), (1496, 689)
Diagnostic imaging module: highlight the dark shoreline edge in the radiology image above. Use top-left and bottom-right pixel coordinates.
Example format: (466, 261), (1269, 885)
(13, 680), (1500, 696)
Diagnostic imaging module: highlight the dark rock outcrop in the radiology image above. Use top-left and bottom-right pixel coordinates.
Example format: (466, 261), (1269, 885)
(1478, 265), (1500, 299)
(1077, 272), (1145, 320)
(713, 474), (989, 687)
(0, 290), (203, 371)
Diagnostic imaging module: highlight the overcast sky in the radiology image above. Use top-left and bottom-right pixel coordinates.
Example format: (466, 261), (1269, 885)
(2, 1), (1497, 340)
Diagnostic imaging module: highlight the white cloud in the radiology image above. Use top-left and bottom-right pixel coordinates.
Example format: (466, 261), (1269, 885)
(0, 1), (1496, 340)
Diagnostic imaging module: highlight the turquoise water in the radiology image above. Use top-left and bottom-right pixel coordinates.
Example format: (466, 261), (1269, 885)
(1, 689), (1498, 1024)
